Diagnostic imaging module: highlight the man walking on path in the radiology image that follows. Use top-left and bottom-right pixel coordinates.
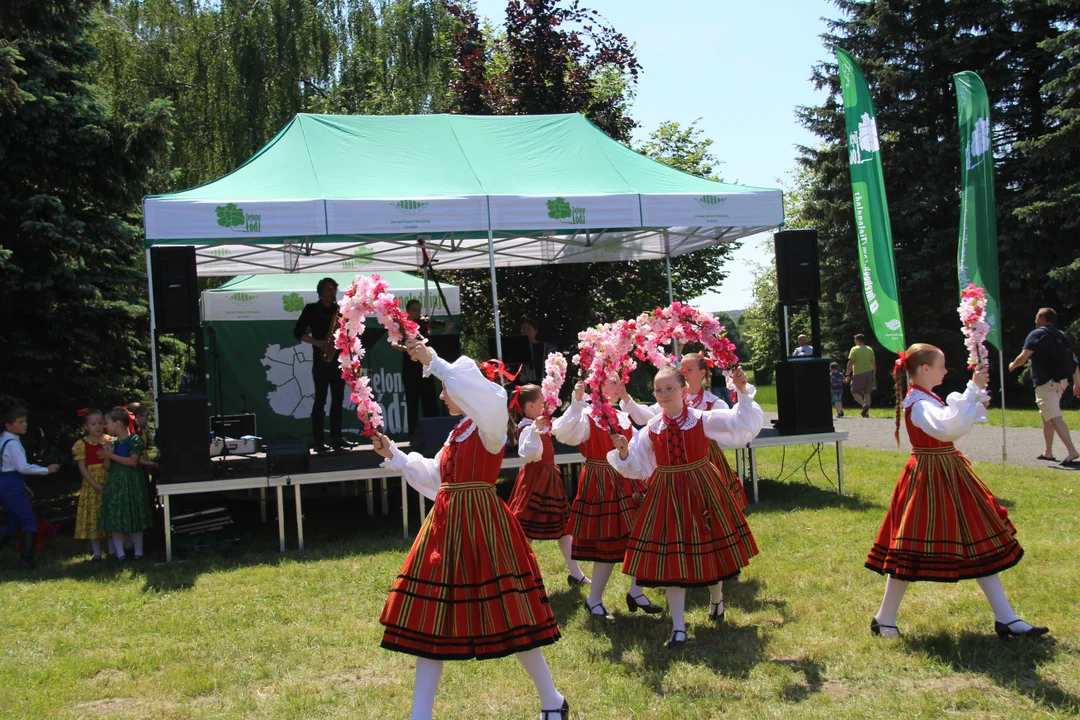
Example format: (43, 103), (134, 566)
(1009, 308), (1080, 465)
(846, 334), (876, 418)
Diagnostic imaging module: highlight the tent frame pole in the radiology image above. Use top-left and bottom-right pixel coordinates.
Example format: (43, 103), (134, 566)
(998, 348), (1007, 465)
(145, 249), (161, 424)
(422, 267), (430, 317)
(488, 229), (503, 360)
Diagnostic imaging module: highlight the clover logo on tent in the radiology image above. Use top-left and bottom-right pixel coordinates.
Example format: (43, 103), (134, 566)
(207, 247), (231, 258)
(215, 203), (262, 233)
(282, 293), (305, 313)
(392, 200), (429, 215)
(546, 197), (586, 225)
(341, 246), (374, 270)
(695, 196), (727, 210)
(885, 319), (902, 331)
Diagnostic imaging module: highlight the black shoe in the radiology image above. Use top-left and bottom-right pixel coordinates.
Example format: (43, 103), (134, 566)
(90, 555), (102, 562)
(332, 437), (357, 449)
(870, 617), (901, 638)
(995, 619), (1049, 639)
(665, 629), (687, 648)
(708, 601), (725, 623)
(0, 534), (12, 552)
(626, 591), (663, 614)
(567, 574), (591, 587)
(16, 531), (36, 570)
(584, 600), (614, 621)
(540, 698), (569, 720)
(313, 444), (330, 455)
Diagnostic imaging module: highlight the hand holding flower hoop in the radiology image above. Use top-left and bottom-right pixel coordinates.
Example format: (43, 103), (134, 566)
(337, 274), (424, 436)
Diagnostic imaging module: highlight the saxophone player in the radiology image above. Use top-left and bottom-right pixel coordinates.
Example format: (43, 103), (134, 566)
(293, 277), (349, 453)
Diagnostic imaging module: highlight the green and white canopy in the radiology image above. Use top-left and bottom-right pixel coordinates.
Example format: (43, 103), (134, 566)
(144, 113), (784, 275)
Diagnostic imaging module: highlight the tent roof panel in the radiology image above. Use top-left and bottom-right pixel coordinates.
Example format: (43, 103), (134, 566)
(208, 271), (441, 293)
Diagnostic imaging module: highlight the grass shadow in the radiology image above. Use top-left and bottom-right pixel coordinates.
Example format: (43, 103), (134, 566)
(906, 631), (1078, 713)
(745, 477), (881, 514)
(683, 576), (790, 623)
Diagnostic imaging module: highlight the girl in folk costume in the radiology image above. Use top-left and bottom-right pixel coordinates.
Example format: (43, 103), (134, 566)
(507, 384), (589, 585)
(867, 344), (1048, 639)
(622, 353), (750, 508)
(370, 340), (567, 720)
(98, 407), (152, 560)
(552, 378), (662, 620)
(73, 409), (109, 560)
(609, 367), (763, 648)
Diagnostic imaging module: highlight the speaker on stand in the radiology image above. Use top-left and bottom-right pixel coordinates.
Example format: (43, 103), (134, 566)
(773, 229), (833, 435)
(157, 393), (212, 483)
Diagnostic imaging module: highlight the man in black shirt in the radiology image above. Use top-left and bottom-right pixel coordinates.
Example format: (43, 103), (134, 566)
(391, 299), (443, 435)
(293, 278), (347, 453)
(1009, 307), (1080, 464)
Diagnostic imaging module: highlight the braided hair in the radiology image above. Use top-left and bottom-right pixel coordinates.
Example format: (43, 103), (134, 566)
(893, 343), (942, 447)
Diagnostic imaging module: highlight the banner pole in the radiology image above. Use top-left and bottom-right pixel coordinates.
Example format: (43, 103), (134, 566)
(999, 348), (1007, 465)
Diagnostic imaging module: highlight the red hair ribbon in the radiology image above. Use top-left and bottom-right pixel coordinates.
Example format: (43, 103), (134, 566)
(508, 385), (523, 414)
(123, 408), (137, 436)
(893, 350), (908, 374)
(76, 408), (90, 418)
(480, 359), (521, 384)
(702, 356), (715, 369)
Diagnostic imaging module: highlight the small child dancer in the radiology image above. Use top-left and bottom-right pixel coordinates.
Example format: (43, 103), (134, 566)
(866, 343), (1048, 639)
(370, 341), (567, 720)
(98, 407), (152, 561)
(622, 353), (750, 507)
(507, 384), (589, 585)
(73, 409), (109, 560)
(0, 405), (60, 569)
(610, 367), (763, 647)
(552, 379), (661, 620)
(830, 362), (846, 418)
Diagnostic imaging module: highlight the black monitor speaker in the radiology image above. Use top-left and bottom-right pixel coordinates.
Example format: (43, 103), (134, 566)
(774, 359), (834, 435)
(157, 393), (212, 483)
(775, 229), (820, 305)
(266, 437), (310, 475)
(411, 416), (461, 458)
(151, 246), (199, 332)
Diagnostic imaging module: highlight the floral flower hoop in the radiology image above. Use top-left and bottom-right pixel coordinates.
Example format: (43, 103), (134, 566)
(337, 274), (423, 436)
(629, 301), (740, 389)
(541, 352), (568, 418)
(958, 283), (990, 370)
(572, 320), (638, 432)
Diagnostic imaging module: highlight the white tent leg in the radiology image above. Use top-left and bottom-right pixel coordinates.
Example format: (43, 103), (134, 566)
(488, 229), (503, 359)
(665, 246), (674, 305)
(423, 267), (430, 316)
(145, 249), (161, 423)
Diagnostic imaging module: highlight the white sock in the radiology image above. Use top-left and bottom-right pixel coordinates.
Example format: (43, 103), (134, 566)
(90, 539), (102, 557)
(112, 532), (126, 559)
(976, 575), (1031, 630)
(587, 563), (615, 609)
(709, 581), (723, 610)
(558, 535), (586, 580)
(665, 587), (686, 633)
(875, 576), (909, 634)
(410, 658), (443, 720)
(516, 648), (563, 710)
(628, 576), (654, 607)
(132, 532), (144, 557)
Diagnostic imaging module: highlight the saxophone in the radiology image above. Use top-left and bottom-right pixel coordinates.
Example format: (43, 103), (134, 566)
(321, 309), (341, 363)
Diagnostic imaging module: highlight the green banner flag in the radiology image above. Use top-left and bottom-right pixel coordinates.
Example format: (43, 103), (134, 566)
(954, 71), (1002, 349)
(834, 47), (906, 354)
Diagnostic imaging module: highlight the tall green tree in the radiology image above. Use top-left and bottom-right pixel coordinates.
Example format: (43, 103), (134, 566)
(0, 0), (173, 459)
(795, 0), (1078, 398)
(446, 1), (736, 354)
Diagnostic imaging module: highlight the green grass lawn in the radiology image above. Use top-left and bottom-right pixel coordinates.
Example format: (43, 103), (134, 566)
(1, 447), (1078, 719)
(753, 383), (1080, 429)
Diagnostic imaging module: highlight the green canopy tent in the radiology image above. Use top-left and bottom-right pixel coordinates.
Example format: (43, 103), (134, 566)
(202, 272), (459, 440)
(144, 112), (785, 412)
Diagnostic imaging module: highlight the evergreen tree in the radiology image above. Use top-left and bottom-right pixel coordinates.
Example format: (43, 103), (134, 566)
(0, 0), (173, 459)
(795, 0), (1078, 400)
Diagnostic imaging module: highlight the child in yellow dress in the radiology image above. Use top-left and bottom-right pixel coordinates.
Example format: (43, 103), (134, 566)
(73, 409), (109, 560)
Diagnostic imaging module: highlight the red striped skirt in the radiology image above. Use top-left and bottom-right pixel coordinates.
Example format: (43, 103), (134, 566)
(508, 461), (571, 540)
(866, 447), (1023, 582)
(709, 440), (749, 508)
(623, 457), (758, 588)
(565, 459), (646, 563)
(380, 482), (560, 660)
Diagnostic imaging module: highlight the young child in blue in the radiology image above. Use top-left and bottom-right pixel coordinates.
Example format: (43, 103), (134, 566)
(1, 405), (60, 569)
(830, 362), (846, 418)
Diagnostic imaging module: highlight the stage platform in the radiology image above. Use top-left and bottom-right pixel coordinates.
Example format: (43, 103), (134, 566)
(157, 430), (848, 562)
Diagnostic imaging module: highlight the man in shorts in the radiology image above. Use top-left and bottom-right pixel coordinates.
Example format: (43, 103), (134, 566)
(1009, 307), (1080, 465)
(846, 333), (876, 418)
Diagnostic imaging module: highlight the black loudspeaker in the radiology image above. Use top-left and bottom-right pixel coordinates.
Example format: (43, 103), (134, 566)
(157, 393), (212, 483)
(774, 359), (834, 435)
(267, 437), (310, 475)
(411, 416), (461, 458)
(775, 229), (821, 305)
(151, 246), (199, 332)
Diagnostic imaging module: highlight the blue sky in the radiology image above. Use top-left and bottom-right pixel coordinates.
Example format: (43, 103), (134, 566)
(472, 0), (839, 311)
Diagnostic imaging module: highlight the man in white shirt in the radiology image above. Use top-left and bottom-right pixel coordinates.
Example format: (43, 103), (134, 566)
(792, 334), (814, 357)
